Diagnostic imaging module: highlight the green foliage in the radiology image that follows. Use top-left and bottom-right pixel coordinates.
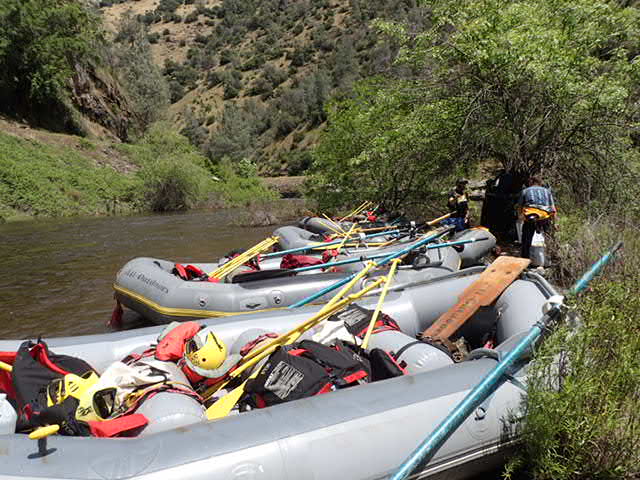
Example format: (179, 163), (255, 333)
(0, 0), (100, 125)
(311, 0), (640, 211)
(210, 158), (278, 207)
(122, 124), (215, 212)
(310, 78), (459, 211)
(0, 132), (135, 218)
(515, 276), (640, 480)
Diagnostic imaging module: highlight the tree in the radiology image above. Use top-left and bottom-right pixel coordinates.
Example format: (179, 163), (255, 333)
(110, 13), (170, 129)
(0, 0), (100, 123)
(311, 0), (640, 211)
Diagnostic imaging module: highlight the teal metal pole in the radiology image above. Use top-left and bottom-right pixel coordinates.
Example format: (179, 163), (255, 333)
(390, 241), (623, 480)
(291, 236), (490, 274)
(288, 228), (452, 309)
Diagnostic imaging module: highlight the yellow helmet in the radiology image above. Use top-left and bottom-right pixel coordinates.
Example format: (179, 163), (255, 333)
(184, 329), (234, 378)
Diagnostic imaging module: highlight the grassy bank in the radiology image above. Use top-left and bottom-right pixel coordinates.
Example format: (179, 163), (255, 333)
(0, 131), (137, 220)
(504, 210), (640, 480)
(0, 124), (281, 222)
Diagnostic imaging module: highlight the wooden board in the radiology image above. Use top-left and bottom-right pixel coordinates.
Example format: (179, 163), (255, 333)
(421, 256), (531, 341)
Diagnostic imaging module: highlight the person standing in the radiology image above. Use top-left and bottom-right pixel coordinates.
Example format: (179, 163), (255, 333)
(444, 178), (470, 232)
(516, 176), (557, 263)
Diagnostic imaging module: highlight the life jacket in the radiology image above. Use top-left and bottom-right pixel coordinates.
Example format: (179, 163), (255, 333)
(172, 264), (218, 282)
(522, 206), (553, 221)
(336, 304), (402, 339)
(280, 254), (325, 270)
(243, 339), (370, 408)
(11, 340), (97, 436)
(152, 322), (273, 388)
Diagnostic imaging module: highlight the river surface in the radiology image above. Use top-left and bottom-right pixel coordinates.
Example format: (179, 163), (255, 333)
(0, 209), (277, 339)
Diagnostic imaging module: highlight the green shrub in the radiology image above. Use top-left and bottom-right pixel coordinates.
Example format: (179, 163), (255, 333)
(514, 277), (640, 480)
(0, 132), (136, 217)
(210, 158), (278, 207)
(125, 124), (215, 212)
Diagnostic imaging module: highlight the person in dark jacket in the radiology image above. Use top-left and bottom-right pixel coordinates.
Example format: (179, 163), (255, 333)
(443, 178), (470, 232)
(516, 176), (557, 261)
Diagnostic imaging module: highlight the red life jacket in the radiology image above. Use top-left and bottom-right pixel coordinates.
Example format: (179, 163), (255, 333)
(280, 254), (324, 269)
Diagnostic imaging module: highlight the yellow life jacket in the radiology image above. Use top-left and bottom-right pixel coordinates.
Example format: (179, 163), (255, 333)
(522, 207), (552, 221)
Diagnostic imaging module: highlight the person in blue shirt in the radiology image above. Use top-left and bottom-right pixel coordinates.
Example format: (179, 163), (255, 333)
(516, 176), (557, 262)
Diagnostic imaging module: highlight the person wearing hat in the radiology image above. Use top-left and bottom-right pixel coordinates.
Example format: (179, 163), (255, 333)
(444, 178), (470, 232)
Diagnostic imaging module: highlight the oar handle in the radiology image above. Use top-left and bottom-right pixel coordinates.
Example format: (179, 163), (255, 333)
(29, 424), (60, 440)
(0, 361), (13, 372)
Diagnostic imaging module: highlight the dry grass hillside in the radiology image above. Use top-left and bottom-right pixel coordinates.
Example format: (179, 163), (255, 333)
(99, 0), (415, 175)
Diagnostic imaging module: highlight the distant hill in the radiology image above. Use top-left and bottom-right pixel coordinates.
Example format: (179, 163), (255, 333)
(100, 0), (418, 174)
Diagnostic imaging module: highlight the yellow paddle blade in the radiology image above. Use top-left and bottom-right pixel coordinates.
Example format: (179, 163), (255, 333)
(29, 424), (59, 440)
(0, 361), (13, 372)
(206, 372), (258, 421)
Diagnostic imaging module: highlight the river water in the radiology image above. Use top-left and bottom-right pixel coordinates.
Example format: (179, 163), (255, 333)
(0, 209), (277, 339)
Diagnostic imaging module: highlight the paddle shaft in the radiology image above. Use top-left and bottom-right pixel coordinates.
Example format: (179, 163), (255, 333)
(291, 236), (490, 274)
(288, 228), (451, 309)
(391, 241), (623, 480)
(262, 229), (402, 258)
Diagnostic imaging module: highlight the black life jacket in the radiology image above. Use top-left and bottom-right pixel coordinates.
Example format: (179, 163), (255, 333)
(335, 304), (401, 339)
(243, 339), (370, 408)
(11, 340), (96, 436)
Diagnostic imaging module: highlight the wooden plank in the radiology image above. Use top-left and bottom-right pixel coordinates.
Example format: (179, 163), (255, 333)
(421, 256), (531, 341)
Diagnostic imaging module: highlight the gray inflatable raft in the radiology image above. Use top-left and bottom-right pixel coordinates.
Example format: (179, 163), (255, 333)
(113, 245), (462, 325)
(0, 267), (558, 480)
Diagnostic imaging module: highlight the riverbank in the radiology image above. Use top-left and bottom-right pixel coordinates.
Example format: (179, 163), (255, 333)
(0, 119), (307, 223)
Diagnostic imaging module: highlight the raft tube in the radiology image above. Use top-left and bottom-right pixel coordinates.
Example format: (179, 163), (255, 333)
(0, 267), (558, 480)
(113, 249), (461, 325)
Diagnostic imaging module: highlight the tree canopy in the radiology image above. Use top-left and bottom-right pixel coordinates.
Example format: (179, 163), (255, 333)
(0, 0), (100, 118)
(310, 0), (640, 211)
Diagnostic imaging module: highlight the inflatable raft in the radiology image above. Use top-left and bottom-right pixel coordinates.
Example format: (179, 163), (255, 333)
(0, 267), (558, 480)
(113, 230), (495, 325)
(113, 245), (462, 325)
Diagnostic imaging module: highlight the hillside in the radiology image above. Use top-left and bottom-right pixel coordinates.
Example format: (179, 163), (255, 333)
(99, 0), (413, 174)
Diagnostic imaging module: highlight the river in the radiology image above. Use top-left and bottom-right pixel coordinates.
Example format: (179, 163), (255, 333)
(0, 209), (277, 339)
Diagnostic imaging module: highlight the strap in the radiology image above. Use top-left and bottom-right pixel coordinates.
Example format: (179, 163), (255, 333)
(393, 341), (424, 360)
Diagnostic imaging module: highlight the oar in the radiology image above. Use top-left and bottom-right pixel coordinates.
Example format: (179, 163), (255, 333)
(339, 201), (373, 223)
(0, 361), (12, 372)
(255, 236), (490, 281)
(262, 229), (402, 259)
(205, 276), (387, 420)
(390, 241), (624, 480)
(361, 259), (401, 350)
(288, 228), (452, 309)
(321, 214), (347, 236)
(208, 237), (279, 279)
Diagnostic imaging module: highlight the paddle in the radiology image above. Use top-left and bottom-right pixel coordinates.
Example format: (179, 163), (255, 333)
(361, 259), (401, 350)
(230, 235), (491, 285)
(287, 227), (453, 309)
(262, 228), (403, 259)
(390, 241), (624, 480)
(208, 236), (279, 279)
(205, 276), (387, 420)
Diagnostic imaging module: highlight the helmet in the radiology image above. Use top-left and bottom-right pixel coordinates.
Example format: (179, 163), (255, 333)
(183, 329), (236, 378)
